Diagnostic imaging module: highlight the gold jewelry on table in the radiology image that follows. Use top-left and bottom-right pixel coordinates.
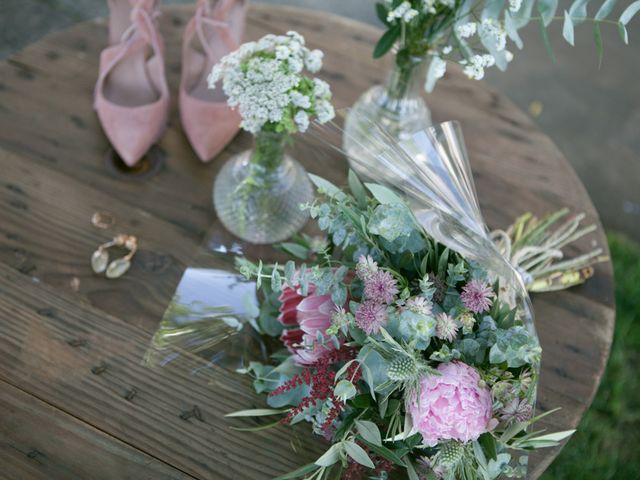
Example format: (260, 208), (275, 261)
(91, 211), (116, 229)
(91, 234), (138, 279)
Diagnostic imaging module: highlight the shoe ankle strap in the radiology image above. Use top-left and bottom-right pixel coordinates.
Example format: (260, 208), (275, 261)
(194, 1), (241, 60)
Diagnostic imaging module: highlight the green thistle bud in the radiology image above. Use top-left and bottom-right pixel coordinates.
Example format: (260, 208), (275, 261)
(437, 441), (464, 468)
(387, 356), (417, 381)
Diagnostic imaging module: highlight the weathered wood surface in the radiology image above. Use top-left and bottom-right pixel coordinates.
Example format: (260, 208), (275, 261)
(0, 380), (190, 480)
(0, 4), (615, 479)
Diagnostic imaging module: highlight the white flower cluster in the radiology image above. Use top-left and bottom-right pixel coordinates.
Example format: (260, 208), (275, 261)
(208, 31), (334, 134)
(455, 19), (507, 53)
(385, 0), (454, 20)
(455, 22), (477, 39)
(461, 54), (496, 80)
(387, 1), (419, 22)
(509, 0), (523, 13)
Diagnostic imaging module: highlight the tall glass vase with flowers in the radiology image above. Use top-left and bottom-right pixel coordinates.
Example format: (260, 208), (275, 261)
(208, 31), (335, 244)
(345, 0), (639, 178)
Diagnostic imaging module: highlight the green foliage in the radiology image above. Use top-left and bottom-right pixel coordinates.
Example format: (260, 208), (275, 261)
(374, 0), (638, 92)
(489, 325), (542, 368)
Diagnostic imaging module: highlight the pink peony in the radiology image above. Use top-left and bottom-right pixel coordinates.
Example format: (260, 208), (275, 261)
(278, 285), (339, 366)
(407, 362), (493, 446)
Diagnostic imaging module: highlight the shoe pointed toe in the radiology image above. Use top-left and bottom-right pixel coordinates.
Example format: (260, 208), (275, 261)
(96, 98), (169, 166)
(180, 91), (240, 162)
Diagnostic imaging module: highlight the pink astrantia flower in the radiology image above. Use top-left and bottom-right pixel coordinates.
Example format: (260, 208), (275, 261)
(435, 312), (459, 342)
(278, 284), (339, 365)
(406, 296), (433, 316)
(460, 279), (495, 313)
(407, 362), (493, 446)
(364, 270), (399, 304)
(355, 301), (388, 335)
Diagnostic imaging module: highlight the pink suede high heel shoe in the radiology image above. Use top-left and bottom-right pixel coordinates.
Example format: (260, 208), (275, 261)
(180, 0), (246, 162)
(95, 0), (170, 167)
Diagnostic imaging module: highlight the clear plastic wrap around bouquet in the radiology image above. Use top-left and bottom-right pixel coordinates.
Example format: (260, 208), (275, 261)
(146, 114), (577, 479)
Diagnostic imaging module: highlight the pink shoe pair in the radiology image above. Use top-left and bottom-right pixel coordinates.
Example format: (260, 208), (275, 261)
(94, 0), (246, 166)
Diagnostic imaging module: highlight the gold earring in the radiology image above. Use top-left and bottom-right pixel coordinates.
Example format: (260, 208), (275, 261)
(91, 234), (138, 279)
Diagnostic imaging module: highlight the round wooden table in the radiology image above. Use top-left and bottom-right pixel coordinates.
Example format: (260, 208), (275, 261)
(0, 5), (615, 479)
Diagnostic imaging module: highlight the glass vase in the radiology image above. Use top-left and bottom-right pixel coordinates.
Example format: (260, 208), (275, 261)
(343, 56), (432, 178)
(213, 131), (313, 244)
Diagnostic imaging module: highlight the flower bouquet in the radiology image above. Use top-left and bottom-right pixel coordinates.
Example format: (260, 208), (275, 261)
(225, 117), (578, 479)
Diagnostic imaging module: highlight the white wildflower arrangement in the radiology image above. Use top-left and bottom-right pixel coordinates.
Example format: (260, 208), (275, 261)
(374, 0), (640, 92)
(208, 31), (335, 134)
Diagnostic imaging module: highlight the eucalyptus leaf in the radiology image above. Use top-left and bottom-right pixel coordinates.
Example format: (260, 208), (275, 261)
(279, 242), (309, 260)
(510, 0), (535, 28)
(344, 441), (375, 469)
(315, 442), (343, 467)
(563, 10), (575, 45)
(308, 174), (345, 199)
(273, 463), (319, 480)
(595, 0), (617, 19)
(355, 420), (382, 446)
(284, 260), (296, 285)
(618, 21), (629, 44)
(537, 0), (558, 26)
(365, 183), (404, 205)
(271, 267), (282, 292)
(620, 0), (640, 24)
(504, 11), (524, 49)
(569, 0), (591, 25)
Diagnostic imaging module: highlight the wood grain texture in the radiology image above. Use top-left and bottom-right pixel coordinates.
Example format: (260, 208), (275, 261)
(0, 4), (615, 479)
(0, 380), (191, 480)
(0, 263), (326, 479)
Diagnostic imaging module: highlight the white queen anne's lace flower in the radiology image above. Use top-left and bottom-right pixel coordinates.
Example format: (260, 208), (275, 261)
(208, 31), (335, 134)
(294, 110), (310, 132)
(387, 1), (419, 22)
(509, 0), (523, 12)
(462, 54), (496, 80)
(456, 22), (477, 39)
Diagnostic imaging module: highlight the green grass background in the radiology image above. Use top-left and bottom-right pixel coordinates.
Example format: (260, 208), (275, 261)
(541, 233), (640, 479)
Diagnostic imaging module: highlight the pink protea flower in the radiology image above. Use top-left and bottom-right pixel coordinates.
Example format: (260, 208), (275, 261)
(278, 284), (340, 365)
(355, 301), (388, 335)
(435, 312), (459, 342)
(364, 270), (399, 304)
(460, 279), (495, 313)
(407, 362), (493, 446)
